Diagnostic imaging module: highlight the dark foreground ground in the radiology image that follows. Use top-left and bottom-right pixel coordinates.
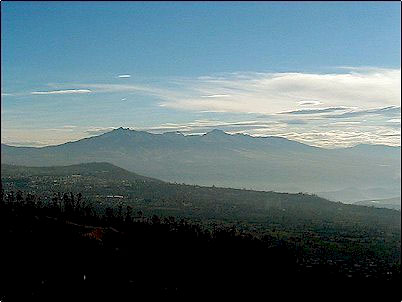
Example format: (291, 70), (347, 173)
(0, 194), (400, 302)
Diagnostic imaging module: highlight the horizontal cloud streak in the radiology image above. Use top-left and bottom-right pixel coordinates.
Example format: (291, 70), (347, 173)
(298, 100), (322, 106)
(31, 89), (92, 95)
(201, 94), (231, 98)
(325, 106), (401, 119)
(280, 107), (352, 115)
(387, 119), (401, 123)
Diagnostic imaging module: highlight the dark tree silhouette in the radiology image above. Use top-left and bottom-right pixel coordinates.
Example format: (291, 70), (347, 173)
(0, 185), (400, 302)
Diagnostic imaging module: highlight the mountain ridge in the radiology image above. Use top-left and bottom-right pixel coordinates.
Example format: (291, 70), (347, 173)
(2, 128), (400, 150)
(2, 128), (400, 202)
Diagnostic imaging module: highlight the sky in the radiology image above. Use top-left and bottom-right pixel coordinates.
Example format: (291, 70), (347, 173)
(1, 2), (401, 148)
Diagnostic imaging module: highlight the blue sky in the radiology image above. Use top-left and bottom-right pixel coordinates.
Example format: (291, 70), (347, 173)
(1, 2), (401, 147)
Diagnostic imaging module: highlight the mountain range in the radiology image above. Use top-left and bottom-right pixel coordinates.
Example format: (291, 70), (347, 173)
(353, 196), (401, 210)
(2, 128), (400, 203)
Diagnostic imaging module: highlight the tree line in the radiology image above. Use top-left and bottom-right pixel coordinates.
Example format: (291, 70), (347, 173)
(0, 182), (400, 301)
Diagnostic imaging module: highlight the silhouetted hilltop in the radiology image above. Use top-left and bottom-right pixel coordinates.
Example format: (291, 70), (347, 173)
(2, 163), (400, 234)
(1, 162), (160, 183)
(1, 163), (401, 301)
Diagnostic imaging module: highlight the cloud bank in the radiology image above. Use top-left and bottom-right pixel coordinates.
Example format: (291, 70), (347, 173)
(3, 67), (400, 148)
(157, 68), (400, 115)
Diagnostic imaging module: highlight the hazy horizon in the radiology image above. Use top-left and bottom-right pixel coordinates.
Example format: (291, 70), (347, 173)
(2, 126), (402, 150)
(1, 3), (401, 299)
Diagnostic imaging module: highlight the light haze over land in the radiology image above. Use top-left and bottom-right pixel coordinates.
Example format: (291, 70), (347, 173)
(1, 2), (400, 206)
(1, 3), (401, 299)
(2, 128), (400, 205)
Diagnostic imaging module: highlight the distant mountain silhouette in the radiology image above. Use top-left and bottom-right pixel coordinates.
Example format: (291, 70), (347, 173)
(353, 196), (401, 210)
(2, 128), (400, 202)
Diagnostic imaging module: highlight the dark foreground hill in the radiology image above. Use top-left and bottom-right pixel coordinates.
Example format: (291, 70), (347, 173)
(2, 163), (400, 236)
(1, 192), (400, 301)
(2, 128), (400, 202)
(1, 163), (401, 300)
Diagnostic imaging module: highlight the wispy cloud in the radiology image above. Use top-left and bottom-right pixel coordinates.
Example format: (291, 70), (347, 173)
(44, 67), (399, 116)
(279, 129), (400, 148)
(325, 106), (401, 119)
(280, 107), (353, 115)
(74, 83), (163, 95)
(85, 127), (118, 136)
(141, 119), (400, 148)
(4, 67), (400, 148)
(298, 100), (322, 106)
(138, 119), (284, 134)
(281, 119), (308, 125)
(329, 121), (362, 126)
(158, 68), (401, 115)
(31, 89), (92, 95)
(1, 140), (48, 147)
(62, 125), (77, 129)
(201, 94), (231, 98)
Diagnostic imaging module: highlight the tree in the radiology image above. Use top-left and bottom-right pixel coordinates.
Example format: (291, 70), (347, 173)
(7, 190), (15, 203)
(0, 182), (4, 206)
(118, 204), (123, 220)
(52, 193), (59, 209)
(125, 205), (133, 223)
(25, 192), (35, 206)
(70, 192), (75, 209)
(151, 214), (160, 225)
(105, 207), (114, 222)
(16, 190), (23, 204)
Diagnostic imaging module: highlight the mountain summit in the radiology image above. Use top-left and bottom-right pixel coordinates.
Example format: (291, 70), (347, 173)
(204, 129), (227, 136)
(1, 128), (400, 201)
